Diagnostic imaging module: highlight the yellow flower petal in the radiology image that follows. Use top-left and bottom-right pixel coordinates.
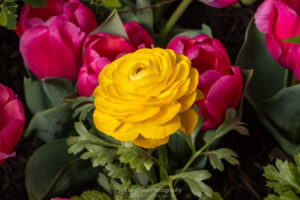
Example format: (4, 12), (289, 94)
(147, 103), (181, 125)
(179, 108), (198, 135)
(132, 135), (169, 149)
(178, 91), (197, 112)
(112, 123), (139, 141)
(139, 115), (181, 139)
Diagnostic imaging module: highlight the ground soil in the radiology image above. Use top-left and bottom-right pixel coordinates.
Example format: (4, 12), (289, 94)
(0, 1), (292, 200)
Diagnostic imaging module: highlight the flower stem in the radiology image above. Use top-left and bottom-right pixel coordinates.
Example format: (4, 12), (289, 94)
(159, 145), (168, 181)
(159, 0), (193, 45)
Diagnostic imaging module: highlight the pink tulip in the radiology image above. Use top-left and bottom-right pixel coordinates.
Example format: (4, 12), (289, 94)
(255, 0), (300, 80)
(17, 0), (97, 81)
(199, 0), (239, 8)
(0, 83), (26, 165)
(168, 34), (243, 130)
(77, 22), (155, 97)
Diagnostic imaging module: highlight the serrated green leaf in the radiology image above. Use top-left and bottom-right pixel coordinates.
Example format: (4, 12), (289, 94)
(129, 181), (169, 200)
(97, 173), (112, 195)
(105, 162), (130, 180)
(23, 0), (47, 8)
(102, 0), (122, 8)
(0, 10), (8, 27)
(172, 170), (213, 198)
(6, 12), (17, 30)
(117, 143), (153, 173)
(71, 190), (111, 200)
(205, 148), (239, 172)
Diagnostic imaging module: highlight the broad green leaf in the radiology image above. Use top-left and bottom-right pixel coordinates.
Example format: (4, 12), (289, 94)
(284, 35), (300, 44)
(136, 0), (153, 33)
(24, 77), (51, 113)
(102, 0), (122, 8)
(235, 18), (287, 107)
(204, 148), (239, 171)
(0, 10), (8, 27)
(172, 170), (213, 198)
(237, 69), (253, 120)
(91, 9), (129, 40)
(118, 0), (138, 23)
(23, 0), (47, 8)
(71, 190), (111, 200)
(117, 142), (153, 173)
(24, 103), (72, 141)
(26, 139), (100, 200)
(262, 85), (300, 142)
(42, 77), (75, 107)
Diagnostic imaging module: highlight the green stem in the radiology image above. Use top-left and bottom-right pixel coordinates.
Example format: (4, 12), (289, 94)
(146, 168), (157, 185)
(159, 145), (168, 181)
(152, 156), (169, 180)
(159, 0), (193, 44)
(169, 182), (177, 200)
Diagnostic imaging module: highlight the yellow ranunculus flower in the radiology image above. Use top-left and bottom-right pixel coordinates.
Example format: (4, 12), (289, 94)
(93, 48), (202, 148)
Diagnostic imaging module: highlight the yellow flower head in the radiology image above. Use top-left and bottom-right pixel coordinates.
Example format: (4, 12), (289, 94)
(93, 48), (201, 148)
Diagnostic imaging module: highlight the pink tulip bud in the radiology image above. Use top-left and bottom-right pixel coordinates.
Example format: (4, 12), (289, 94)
(255, 0), (300, 80)
(16, 0), (97, 82)
(77, 22), (155, 97)
(0, 83), (26, 165)
(199, 0), (239, 8)
(168, 34), (243, 130)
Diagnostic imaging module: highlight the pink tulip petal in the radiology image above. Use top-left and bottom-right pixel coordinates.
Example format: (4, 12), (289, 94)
(255, 0), (276, 33)
(201, 66), (243, 130)
(0, 84), (10, 108)
(168, 36), (195, 54)
(20, 17), (85, 81)
(124, 21), (155, 49)
(200, 0), (239, 8)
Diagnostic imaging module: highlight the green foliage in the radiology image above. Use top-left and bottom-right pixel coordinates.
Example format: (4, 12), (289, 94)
(264, 153), (300, 199)
(117, 142), (154, 173)
(71, 190), (112, 200)
(236, 18), (300, 156)
(204, 148), (239, 171)
(26, 139), (100, 200)
(284, 35), (300, 44)
(102, 0), (122, 8)
(0, 0), (18, 30)
(67, 122), (119, 168)
(23, 0), (47, 8)
(64, 96), (95, 121)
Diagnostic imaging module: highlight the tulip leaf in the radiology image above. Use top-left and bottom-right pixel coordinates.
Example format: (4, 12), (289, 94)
(24, 77), (51, 114)
(235, 18), (300, 156)
(23, 0), (47, 8)
(42, 77), (75, 107)
(0, 10), (8, 27)
(26, 139), (101, 200)
(24, 103), (73, 142)
(91, 9), (129, 40)
(136, 0), (153, 33)
(284, 35), (300, 44)
(102, 0), (122, 8)
(262, 84), (300, 143)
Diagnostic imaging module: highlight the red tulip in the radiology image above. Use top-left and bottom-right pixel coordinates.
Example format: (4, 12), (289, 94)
(0, 83), (25, 165)
(17, 0), (97, 81)
(199, 0), (239, 8)
(168, 34), (243, 130)
(255, 0), (300, 80)
(77, 22), (155, 97)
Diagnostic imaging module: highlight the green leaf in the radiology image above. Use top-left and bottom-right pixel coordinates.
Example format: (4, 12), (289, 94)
(26, 139), (100, 200)
(284, 35), (300, 44)
(136, 0), (153, 33)
(237, 69), (253, 120)
(263, 153), (300, 198)
(6, 11), (17, 30)
(262, 84), (300, 143)
(129, 181), (169, 200)
(42, 77), (75, 107)
(172, 170), (213, 198)
(71, 190), (111, 200)
(0, 10), (8, 27)
(91, 9), (129, 40)
(204, 148), (239, 172)
(24, 77), (51, 114)
(67, 122), (119, 168)
(105, 162), (130, 180)
(97, 173), (113, 195)
(23, 0), (47, 8)
(102, 0), (122, 8)
(24, 103), (72, 141)
(117, 142), (154, 173)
